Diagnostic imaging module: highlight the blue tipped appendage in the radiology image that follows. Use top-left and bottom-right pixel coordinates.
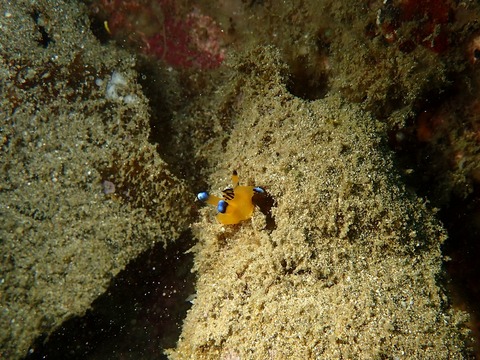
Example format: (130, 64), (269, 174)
(197, 191), (209, 202)
(217, 200), (228, 213)
(253, 187), (265, 194)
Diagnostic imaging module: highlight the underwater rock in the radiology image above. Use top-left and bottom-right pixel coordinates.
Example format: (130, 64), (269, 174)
(169, 47), (472, 359)
(0, 0), (192, 358)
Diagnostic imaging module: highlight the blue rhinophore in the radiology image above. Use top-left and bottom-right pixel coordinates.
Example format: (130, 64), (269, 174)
(217, 200), (228, 213)
(253, 187), (265, 193)
(197, 191), (209, 202)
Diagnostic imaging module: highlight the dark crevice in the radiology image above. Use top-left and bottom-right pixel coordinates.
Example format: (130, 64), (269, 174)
(137, 60), (185, 174)
(88, 14), (111, 44)
(387, 93), (480, 352)
(286, 63), (330, 101)
(440, 187), (480, 354)
(31, 11), (52, 48)
(286, 29), (331, 101)
(24, 231), (196, 360)
(135, 57), (212, 191)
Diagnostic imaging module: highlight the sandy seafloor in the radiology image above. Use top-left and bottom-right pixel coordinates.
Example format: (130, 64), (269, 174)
(0, 0), (478, 359)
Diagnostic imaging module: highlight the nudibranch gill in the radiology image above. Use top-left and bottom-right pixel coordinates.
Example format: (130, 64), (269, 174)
(197, 170), (265, 225)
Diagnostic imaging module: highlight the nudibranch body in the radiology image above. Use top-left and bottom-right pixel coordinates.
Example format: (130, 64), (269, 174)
(197, 170), (265, 225)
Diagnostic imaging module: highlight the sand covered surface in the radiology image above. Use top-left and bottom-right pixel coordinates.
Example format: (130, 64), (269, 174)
(167, 47), (471, 358)
(0, 0), (191, 358)
(0, 0), (476, 358)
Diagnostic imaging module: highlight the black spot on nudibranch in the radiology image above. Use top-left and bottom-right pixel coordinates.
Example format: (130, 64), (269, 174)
(222, 188), (235, 201)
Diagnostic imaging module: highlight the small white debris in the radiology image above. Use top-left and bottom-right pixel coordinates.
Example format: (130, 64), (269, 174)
(105, 71), (138, 104)
(185, 293), (197, 304)
(110, 71), (127, 86)
(106, 71), (125, 100)
(123, 94), (137, 104)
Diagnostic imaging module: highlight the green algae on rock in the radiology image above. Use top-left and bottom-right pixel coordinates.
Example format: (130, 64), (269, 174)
(0, 0), (192, 358)
(168, 47), (472, 359)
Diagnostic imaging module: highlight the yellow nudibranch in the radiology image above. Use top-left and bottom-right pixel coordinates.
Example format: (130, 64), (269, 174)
(197, 170), (265, 225)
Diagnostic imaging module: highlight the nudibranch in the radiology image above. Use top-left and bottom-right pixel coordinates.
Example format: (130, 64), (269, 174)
(197, 170), (265, 225)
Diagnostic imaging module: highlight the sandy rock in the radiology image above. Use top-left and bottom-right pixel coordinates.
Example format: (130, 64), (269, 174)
(169, 47), (471, 359)
(0, 1), (192, 358)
